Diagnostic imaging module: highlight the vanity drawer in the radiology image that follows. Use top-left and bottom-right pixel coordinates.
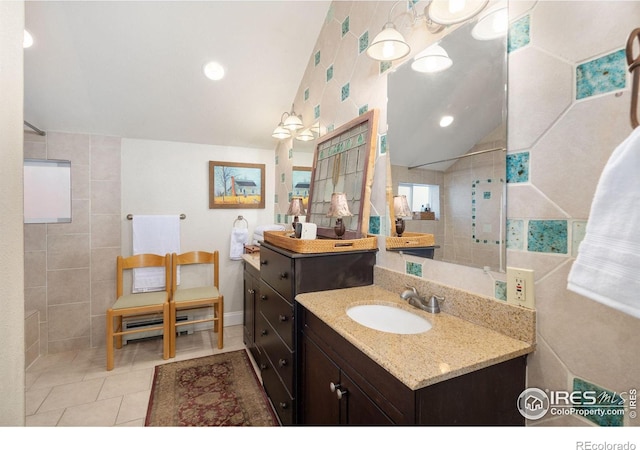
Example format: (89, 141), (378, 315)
(259, 280), (294, 349)
(256, 311), (294, 393)
(260, 351), (294, 426)
(259, 246), (293, 299)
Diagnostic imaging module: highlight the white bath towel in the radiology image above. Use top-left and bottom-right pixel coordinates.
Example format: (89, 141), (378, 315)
(132, 215), (181, 292)
(252, 224), (285, 244)
(567, 126), (640, 319)
(230, 227), (249, 260)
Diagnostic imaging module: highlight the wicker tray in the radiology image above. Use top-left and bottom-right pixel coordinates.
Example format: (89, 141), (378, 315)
(386, 232), (436, 249)
(263, 230), (378, 254)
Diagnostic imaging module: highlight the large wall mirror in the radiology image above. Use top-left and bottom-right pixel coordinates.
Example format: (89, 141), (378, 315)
(387, 18), (508, 272)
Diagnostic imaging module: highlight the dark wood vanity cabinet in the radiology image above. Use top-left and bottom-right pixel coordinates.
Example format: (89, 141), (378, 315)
(255, 242), (377, 426)
(299, 306), (527, 426)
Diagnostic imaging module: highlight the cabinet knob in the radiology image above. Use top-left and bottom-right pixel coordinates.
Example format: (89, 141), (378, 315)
(279, 272), (288, 280)
(260, 363), (268, 370)
(278, 358), (287, 367)
(248, 289), (255, 294)
(260, 260), (268, 266)
(260, 295), (267, 301)
(278, 314), (288, 322)
(279, 402), (288, 410)
(329, 382), (347, 399)
(260, 329), (268, 336)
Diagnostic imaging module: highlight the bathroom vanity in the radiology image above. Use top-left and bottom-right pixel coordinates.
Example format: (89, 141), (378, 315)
(243, 242), (377, 425)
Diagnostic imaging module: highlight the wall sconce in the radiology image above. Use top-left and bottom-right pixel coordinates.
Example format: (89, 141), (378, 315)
(326, 192), (352, 239)
(393, 195), (412, 237)
(411, 44), (453, 73)
(426, 0), (489, 25)
(287, 197), (305, 230)
(366, 1), (411, 61)
(471, 1), (508, 40)
(295, 128), (315, 142)
(272, 104), (315, 141)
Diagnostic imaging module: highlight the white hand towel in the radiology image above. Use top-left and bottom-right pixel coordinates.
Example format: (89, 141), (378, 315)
(567, 127), (640, 319)
(132, 215), (181, 292)
(230, 227), (249, 260)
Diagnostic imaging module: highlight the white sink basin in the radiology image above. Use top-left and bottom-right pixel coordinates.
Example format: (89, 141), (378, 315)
(346, 304), (432, 334)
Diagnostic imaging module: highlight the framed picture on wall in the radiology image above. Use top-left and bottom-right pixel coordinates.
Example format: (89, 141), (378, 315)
(209, 161), (265, 209)
(292, 166), (311, 210)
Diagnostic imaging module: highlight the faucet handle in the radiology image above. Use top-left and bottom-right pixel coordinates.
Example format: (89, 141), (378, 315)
(405, 285), (418, 293)
(431, 294), (445, 303)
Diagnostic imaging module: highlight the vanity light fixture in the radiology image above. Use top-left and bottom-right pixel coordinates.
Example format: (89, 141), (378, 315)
(24, 30), (34, 48)
(393, 195), (412, 237)
(439, 115), (454, 127)
(471, 1), (508, 40)
(272, 104), (312, 141)
(272, 121), (291, 140)
(411, 44), (453, 73)
(426, 0), (489, 25)
(366, 1), (411, 61)
(203, 61), (225, 81)
(326, 192), (352, 239)
(295, 128), (315, 142)
(282, 104), (304, 132)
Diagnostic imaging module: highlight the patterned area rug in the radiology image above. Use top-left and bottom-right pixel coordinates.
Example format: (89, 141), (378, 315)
(145, 350), (279, 426)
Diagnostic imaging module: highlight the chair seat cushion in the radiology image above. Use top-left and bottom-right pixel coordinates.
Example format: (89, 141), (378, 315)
(113, 291), (167, 310)
(174, 286), (220, 303)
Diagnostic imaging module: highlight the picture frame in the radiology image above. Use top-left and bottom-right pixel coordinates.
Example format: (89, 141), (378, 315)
(291, 166), (312, 210)
(209, 161), (265, 209)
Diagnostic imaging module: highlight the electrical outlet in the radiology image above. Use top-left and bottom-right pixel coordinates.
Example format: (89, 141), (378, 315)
(507, 267), (535, 309)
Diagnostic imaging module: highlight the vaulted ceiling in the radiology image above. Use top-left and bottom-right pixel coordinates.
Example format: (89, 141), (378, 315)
(24, 1), (331, 150)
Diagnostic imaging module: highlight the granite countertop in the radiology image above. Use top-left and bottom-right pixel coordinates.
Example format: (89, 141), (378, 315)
(242, 252), (261, 271)
(296, 285), (535, 391)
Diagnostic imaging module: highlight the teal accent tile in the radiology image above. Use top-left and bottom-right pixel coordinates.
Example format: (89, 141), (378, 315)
(495, 281), (507, 301)
(341, 82), (350, 101)
(288, 147), (293, 159)
(342, 16), (350, 37)
(314, 50), (321, 66)
(280, 172), (285, 183)
(576, 49), (626, 100)
(507, 219), (524, 250)
(380, 60), (392, 74)
(276, 213), (282, 223)
(304, 88), (309, 101)
(288, 192), (292, 202)
(379, 134), (388, 155)
(571, 220), (587, 257)
(483, 191), (491, 200)
(528, 220), (568, 254)
(507, 152), (529, 183)
(359, 104), (368, 115)
(406, 261), (422, 277)
(327, 124), (334, 133)
(508, 15), (530, 53)
(369, 216), (380, 235)
(359, 31), (369, 54)
(314, 104), (320, 120)
(326, 65), (333, 82)
(275, 154), (279, 165)
(274, 194), (278, 204)
(572, 378), (625, 427)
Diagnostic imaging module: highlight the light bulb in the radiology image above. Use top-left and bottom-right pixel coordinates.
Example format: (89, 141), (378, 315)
(440, 115), (454, 127)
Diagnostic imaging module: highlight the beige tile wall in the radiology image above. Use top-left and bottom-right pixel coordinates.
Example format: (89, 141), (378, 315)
(23, 131), (121, 357)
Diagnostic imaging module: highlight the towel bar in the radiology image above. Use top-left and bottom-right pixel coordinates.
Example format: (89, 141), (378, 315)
(127, 214), (186, 220)
(233, 215), (249, 228)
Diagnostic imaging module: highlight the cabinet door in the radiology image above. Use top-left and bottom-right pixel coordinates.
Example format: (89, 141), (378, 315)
(243, 268), (260, 363)
(340, 371), (394, 425)
(301, 335), (341, 425)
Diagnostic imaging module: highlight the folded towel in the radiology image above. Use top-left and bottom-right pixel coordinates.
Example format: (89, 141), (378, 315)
(254, 224), (285, 235)
(132, 215), (181, 292)
(567, 127), (640, 319)
(230, 227), (249, 260)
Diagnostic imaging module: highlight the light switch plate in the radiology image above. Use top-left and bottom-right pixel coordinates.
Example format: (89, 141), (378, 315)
(506, 267), (535, 309)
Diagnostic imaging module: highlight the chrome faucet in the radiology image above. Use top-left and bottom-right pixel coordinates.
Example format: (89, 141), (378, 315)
(400, 287), (443, 314)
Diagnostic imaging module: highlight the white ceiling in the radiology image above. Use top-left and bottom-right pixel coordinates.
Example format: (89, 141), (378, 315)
(24, 0), (331, 150)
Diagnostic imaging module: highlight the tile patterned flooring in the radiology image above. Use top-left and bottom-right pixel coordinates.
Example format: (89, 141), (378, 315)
(25, 325), (246, 426)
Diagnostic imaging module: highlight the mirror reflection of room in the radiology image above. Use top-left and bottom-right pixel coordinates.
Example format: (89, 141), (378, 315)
(387, 16), (507, 272)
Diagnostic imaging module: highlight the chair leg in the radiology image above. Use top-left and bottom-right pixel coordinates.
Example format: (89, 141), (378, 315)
(217, 297), (224, 349)
(163, 302), (170, 360)
(169, 303), (176, 358)
(106, 311), (114, 371)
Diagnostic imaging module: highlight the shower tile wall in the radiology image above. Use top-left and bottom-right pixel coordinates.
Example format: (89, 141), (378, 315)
(24, 131), (121, 358)
(282, 0), (640, 427)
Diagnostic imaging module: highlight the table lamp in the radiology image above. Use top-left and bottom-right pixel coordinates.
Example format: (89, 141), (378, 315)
(393, 195), (412, 237)
(326, 192), (352, 239)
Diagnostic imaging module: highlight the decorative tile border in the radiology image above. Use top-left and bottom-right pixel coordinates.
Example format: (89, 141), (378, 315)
(507, 219), (524, 250)
(528, 220), (568, 254)
(406, 261), (423, 277)
(508, 14), (530, 53)
(507, 152), (530, 183)
(576, 49), (626, 100)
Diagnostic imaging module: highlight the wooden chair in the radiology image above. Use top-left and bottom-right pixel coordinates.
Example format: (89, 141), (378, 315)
(170, 251), (224, 357)
(106, 253), (171, 371)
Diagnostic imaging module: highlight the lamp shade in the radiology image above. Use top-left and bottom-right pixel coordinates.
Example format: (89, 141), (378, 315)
(287, 197), (305, 216)
(295, 128), (315, 142)
(411, 44), (453, 73)
(326, 192), (353, 218)
(427, 0), (488, 25)
(366, 23), (411, 61)
(393, 195), (412, 218)
(472, 2), (508, 40)
(283, 113), (304, 131)
(272, 124), (291, 140)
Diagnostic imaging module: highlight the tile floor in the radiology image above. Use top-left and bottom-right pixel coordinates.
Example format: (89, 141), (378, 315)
(25, 325), (247, 426)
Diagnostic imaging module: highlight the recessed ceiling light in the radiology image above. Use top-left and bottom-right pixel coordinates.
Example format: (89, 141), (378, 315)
(203, 61), (225, 81)
(440, 115), (454, 127)
(23, 30), (34, 48)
